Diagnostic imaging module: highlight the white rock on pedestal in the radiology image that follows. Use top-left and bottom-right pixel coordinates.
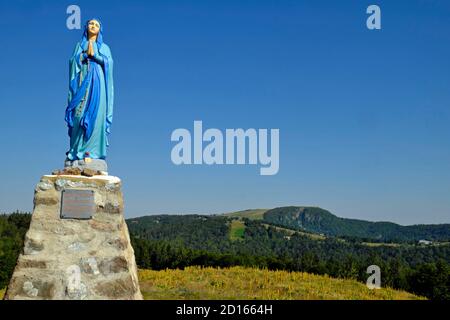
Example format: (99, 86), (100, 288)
(4, 174), (143, 300)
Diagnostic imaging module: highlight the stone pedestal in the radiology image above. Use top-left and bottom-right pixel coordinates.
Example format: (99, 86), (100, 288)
(4, 175), (143, 300)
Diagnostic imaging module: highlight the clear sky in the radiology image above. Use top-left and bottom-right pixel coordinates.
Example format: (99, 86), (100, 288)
(0, 0), (449, 224)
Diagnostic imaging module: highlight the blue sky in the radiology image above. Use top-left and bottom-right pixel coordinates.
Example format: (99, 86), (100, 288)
(0, 0), (449, 224)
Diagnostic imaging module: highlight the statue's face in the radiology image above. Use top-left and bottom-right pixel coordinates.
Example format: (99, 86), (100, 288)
(87, 20), (100, 36)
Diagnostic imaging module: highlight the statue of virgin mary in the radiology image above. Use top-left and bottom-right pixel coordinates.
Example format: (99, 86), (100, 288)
(64, 19), (114, 172)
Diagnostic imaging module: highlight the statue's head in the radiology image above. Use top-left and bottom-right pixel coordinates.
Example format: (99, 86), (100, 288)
(87, 19), (101, 37)
(82, 18), (104, 47)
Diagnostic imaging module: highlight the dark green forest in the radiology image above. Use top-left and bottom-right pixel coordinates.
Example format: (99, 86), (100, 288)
(0, 212), (31, 290)
(1, 212), (449, 300)
(128, 214), (450, 300)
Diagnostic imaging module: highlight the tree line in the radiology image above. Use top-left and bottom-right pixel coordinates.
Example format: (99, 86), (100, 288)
(128, 215), (450, 300)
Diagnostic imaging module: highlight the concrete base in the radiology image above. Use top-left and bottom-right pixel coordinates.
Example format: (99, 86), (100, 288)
(4, 175), (143, 300)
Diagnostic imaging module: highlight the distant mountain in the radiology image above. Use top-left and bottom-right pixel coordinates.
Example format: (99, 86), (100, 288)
(126, 213), (450, 264)
(247, 206), (450, 242)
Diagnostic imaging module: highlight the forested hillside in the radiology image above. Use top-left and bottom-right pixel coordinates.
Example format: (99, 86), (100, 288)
(0, 212), (449, 300)
(128, 214), (450, 300)
(0, 212), (31, 288)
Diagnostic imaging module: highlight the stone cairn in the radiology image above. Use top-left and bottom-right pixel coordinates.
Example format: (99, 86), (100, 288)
(4, 172), (143, 300)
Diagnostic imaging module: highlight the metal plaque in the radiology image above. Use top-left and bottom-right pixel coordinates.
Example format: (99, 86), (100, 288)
(60, 189), (95, 219)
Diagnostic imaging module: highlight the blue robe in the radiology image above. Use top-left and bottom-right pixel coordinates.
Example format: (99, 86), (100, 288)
(65, 38), (114, 160)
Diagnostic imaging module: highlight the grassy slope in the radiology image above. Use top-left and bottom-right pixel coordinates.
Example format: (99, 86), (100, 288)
(138, 266), (423, 300)
(223, 209), (267, 220)
(261, 223), (327, 240)
(229, 220), (246, 241)
(0, 267), (423, 300)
